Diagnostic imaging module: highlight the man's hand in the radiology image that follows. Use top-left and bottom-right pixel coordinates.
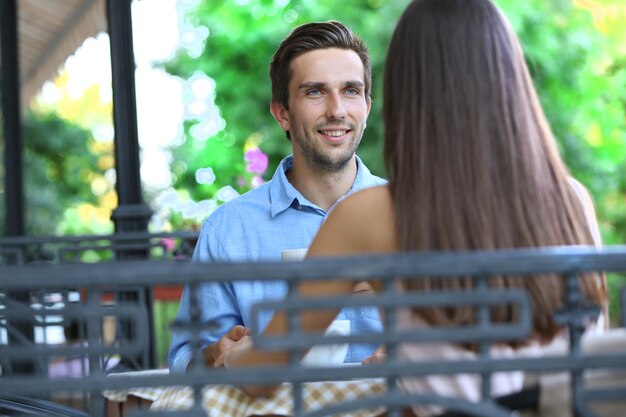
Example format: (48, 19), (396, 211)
(203, 325), (251, 367)
(214, 336), (280, 397)
(214, 335), (253, 368)
(352, 280), (374, 294)
(362, 344), (386, 365)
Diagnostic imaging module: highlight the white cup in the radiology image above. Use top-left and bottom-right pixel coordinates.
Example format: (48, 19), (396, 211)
(301, 319), (350, 367)
(280, 247), (350, 367)
(280, 248), (308, 261)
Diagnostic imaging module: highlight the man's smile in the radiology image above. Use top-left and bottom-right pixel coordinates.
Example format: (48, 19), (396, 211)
(317, 127), (352, 143)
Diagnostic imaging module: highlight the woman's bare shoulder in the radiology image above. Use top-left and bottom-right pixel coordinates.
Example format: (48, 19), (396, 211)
(311, 185), (396, 255)
(341, 184), (393, 209)
(332, 185), (393, 223)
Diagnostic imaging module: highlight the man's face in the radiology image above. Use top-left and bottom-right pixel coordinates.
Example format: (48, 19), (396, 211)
(271, 48), (371, 174)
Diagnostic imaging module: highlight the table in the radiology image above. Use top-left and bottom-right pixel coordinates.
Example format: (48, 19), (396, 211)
(102, 369), (169, 417)
(150, 378), (386, 417)
(102, 370), (386, 417)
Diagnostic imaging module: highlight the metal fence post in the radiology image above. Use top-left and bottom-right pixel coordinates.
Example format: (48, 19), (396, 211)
(106, 0), (155, 369)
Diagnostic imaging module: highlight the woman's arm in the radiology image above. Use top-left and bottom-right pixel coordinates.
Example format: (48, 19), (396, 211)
(218, 189), (383, 363)
(218, 186), (394, 395)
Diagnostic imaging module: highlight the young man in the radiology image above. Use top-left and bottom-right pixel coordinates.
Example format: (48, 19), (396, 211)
(168, 20), (386, 372)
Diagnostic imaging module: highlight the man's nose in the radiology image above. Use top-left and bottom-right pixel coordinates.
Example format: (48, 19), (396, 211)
(325, 92), (347, 119)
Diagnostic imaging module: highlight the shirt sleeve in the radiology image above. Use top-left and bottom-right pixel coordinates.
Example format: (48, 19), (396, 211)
(167, 219), (243, 373)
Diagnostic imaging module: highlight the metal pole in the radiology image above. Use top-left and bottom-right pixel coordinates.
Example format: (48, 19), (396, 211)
(1, 0), (34, 375)
(1, 0), (25, 236)
(106, 0), (155, 369)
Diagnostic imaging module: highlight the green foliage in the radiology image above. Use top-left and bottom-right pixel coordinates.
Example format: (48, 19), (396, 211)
(154, 301), (180, 367)
(25, 112), (106, 235)
(0, 111), (106, 236)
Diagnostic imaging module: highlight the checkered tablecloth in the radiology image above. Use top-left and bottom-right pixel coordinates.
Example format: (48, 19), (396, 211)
(150, 379), (386, 417)
(102, 369), (171, 402)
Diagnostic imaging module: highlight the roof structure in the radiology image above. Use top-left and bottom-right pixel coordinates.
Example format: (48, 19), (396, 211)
(0, 0), (107, 109)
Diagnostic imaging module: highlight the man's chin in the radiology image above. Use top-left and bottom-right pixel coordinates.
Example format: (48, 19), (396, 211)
(310, 154), (355, 174)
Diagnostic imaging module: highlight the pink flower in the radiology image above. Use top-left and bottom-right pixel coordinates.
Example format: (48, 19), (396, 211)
(244, 147), (268, 174)
(161, 238), (176, 252)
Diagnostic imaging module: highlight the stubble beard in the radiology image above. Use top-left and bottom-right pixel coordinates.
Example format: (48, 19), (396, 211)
(290, 122), (364, 176)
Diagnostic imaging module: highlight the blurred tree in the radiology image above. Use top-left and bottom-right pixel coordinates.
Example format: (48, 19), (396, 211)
(0, 111), (110, 236)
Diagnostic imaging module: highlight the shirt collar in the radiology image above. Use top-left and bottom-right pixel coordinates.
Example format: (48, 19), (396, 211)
(268, 154), (374, 218)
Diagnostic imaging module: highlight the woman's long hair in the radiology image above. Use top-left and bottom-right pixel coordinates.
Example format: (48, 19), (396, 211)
(383, 0), (607, 344)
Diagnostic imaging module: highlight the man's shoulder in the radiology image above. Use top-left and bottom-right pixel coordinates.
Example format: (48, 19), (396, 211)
(354, 157), (387, 190)
(353, 172), (387, 194)
(202, 181), (273, 227)
(369, 174), (387, 186)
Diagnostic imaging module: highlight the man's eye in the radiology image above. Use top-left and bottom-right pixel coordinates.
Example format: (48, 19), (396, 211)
(306, 89), (322, 96)
(345, 88), (360, 95)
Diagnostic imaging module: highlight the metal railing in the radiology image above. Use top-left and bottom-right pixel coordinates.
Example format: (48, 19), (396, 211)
(0, 232), (198, 265)
(0, 245), (625, 417)
(0, 232), (198, 370)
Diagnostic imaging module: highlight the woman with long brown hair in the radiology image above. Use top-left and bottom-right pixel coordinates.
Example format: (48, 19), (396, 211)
(218, 0), (608, 412)
(381, 0), (607, 342)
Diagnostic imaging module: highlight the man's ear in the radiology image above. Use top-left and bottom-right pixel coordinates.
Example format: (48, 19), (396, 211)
(270, 101), (290, 132)
(366, 95), (372, 117)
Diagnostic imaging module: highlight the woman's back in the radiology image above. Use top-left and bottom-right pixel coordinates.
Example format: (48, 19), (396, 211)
(312, 179), (605, 416)
(380, 0), (607, 341)
(309, 0), (609, 410)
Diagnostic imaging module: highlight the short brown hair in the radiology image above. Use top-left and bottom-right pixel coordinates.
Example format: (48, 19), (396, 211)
(270, 20), (371, 110)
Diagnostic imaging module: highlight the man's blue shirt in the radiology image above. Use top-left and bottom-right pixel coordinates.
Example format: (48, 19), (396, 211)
(168, 155), (387, 372)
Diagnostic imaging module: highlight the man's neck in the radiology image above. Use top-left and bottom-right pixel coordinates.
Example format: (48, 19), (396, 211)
(286, 156), (358, 212)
